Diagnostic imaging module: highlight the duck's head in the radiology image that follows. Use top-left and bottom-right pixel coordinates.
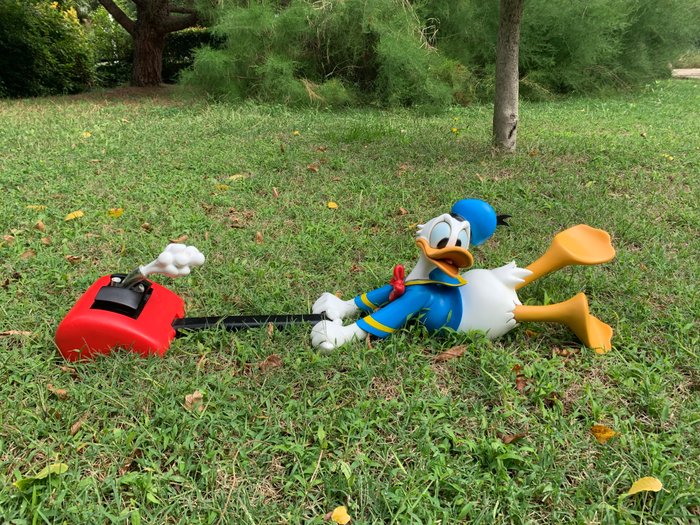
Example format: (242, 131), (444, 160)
(415, 213), (474, 278)
(411, 199), (506, 281)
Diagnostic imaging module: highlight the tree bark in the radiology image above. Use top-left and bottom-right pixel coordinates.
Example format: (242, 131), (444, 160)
(97, 0), (199, 87)
(492, 0), (525, 153)
(131, 25), (166, 86)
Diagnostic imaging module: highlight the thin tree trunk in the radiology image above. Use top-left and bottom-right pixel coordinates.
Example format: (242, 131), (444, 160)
(493, 0), (525, 153)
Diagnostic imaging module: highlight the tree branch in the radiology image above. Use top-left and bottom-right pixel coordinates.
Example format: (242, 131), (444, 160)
(97, 0), (135, 35)
(164, 12), (199, 33)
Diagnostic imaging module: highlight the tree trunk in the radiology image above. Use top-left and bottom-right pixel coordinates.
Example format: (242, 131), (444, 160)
(493, 0), (525, 153)
(131, 25), (166, 86)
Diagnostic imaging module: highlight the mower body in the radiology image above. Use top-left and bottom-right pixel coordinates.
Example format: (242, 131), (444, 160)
(55, 275), (184, 361)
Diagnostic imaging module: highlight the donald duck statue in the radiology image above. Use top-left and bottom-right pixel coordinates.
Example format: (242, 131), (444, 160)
(311, 199), (616, 353)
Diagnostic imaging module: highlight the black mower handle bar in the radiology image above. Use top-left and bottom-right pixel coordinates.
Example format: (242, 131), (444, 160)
(172, 313), (328, 335)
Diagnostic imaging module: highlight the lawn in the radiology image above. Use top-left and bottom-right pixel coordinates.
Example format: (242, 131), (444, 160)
(0, 79), (698, 524)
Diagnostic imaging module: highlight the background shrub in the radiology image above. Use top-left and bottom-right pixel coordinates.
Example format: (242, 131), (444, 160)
(0, 0), (94, 97)
(181, 0), (470, 108)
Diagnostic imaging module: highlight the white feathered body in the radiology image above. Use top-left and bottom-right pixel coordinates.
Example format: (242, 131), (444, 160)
(456, 262), (532, 339)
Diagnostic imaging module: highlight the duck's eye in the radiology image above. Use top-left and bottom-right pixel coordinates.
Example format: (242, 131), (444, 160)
(429, 222), (451, 249)
(456, 229), (469, 248)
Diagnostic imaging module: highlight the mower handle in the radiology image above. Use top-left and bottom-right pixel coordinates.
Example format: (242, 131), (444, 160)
(172, 313), (328, 335)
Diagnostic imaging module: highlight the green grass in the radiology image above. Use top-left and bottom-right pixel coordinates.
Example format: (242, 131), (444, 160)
(0, 80), (699, 524)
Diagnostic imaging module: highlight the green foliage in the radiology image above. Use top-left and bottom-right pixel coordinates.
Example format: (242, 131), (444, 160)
(420, 0), (700, 98)
(182, 0), (469, 107)
(89, 5), (132, 87)
(0, 0), (94, 97)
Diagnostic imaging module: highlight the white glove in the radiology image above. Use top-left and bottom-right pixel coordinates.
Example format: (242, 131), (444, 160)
(311, 319), (367, 351)
(312, 292), (359, 321)
(140, 244), (205, 279)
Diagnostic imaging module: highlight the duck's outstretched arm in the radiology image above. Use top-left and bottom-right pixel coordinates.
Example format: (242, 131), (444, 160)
(312, 284), (394, 320)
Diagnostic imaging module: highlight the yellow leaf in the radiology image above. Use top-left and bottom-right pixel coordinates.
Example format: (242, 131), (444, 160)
(591, 424), (617, 444)
(82, 131), (92, 138)
(628, 476), (663, 495)
(330, 506), (351, 525)
(35, 463), (69, 480)
(327, 201), (339, 210)
(228, 173), (249, 181)
(107, 208), (124, 218)
(64, 210), (84, 221)
(26, 205), (46, 211)
(292, 130), (300, 136)
(215, 184), (230, 191)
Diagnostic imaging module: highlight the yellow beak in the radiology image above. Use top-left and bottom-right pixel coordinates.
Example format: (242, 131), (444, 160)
(416, 238), (474, 278)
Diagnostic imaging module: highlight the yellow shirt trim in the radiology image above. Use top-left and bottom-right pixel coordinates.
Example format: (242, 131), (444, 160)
(360, 293), (377, 310)
(363, 316), (395, 334)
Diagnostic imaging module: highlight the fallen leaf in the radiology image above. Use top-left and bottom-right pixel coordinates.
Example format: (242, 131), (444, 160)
(64, 210), (84, 221)
(119, 449), (143, 475)
(65, 255), (81, 265)
(628, 476), (663, 495)
(107, 208), (124, 218)
(141, 223), (152, 232)
(41, 237), (51, 245)
(327, 201), (339, 210)
(523, 329), (538, 338)
(59, 365), (78, 378)
(398, 207), (409, 216)
(267, 323), (274, 337)
(553, 347), (580, 358)
(82, 131), (92, 138)
(500, 432), (527, 444)
(316, 145), (328, 152)
(3, 234), (14, 244)
(196, 355), (207, 371)
(591, 424), (618, 444)
(272, 187), (280, 199)
(47, 384), (69, 400)
(512, 364), (528, 393)
(640, 132), (647, 138)
(20, 249), (36, 260)
(228, 173), (249, 181)
(292, 130), (300, 136)
(259, 354), (282, 372)
(169, 234), (188, 243)
(215, 184), (230, 192)
(308, 163), (319, 173)
(433, 345), (467, 362)
(329, 506), (351, 524)
(0, 330), (32, 337)
(184, 390), (204, 412)
(35, 220), (46, 232)
(13, 463), (69, 490)
(26, 205), (46, 211)
(255, 231), (264, 244)
(350, 263), (362, 273)
(529, 148), (540, 156)
(70, 416), (86, 436)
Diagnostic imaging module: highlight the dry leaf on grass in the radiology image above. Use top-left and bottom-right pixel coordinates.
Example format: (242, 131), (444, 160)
(170, 234), (188, 243)
(20, 249), (36, 260)
(27, 205), (46, 211)
(47, 384), (69, 400)
(272, 187), (280, 199)
(500, 432), (527, 445)
(307, 163), (319, 173)
(35, 220), (46, 232)
(70, 414), (88, 436)
(184, 390), (204, 412)
(1, 330), (32, 337)
(41, 237), (51, 245)
(259, 354), (283, 372)
(267, 323), (274, 337)
(398, 207), (409, 216)
(64, 210), (84, 221)
(591, 424), (618, 444)
(65, 255), (81, 265)
(327, 201), (339, 209)
(3, 234), (14, 244)
(108, 208), (124, 218)
(255, 231), (264, 244)
(325, 506), (351, 524)
(512, 364), (528, 393)
(433, 345), (467, 362)
(628, 476), (663, 495)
